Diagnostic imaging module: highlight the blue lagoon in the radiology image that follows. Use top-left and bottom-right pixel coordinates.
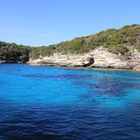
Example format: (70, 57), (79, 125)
(0, 64), (140, 140)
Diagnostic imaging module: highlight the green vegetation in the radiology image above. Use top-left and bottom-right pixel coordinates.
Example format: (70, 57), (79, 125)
(0, 24), (140, 63)
(0, 42), (30, 63)
(30, 24), (140, 59)
(29, 45), (56, 59)
(106, 45), (129, 55)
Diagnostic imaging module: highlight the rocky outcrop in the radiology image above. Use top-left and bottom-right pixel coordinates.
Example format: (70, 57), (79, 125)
(28, 47), (140, 70)
(133, 65), (140, 72)
(128, 50), (140, 68)
(0, 60), (6, 64)
(133, 64), (140, 72)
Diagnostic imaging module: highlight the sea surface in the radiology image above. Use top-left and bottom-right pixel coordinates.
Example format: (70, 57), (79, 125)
(0, 64), (140, 140)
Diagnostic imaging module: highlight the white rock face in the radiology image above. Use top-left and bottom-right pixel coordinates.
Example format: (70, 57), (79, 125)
(133, 66), (140, 72)
(0, 60), (6, 64)
(28, 47), (140, 69)
(129, 49), (140, 67)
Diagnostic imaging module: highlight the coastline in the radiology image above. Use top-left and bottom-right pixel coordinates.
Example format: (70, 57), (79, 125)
(0, 63), (139, 73)
(1, 48), (140, 72)
(27, 47), (140, 72)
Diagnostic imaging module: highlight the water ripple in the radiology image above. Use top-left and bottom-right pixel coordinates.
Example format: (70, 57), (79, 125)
(0, 64), (140, 139)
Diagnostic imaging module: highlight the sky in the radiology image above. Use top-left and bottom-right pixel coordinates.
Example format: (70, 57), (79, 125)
(0, 0), (140, 46)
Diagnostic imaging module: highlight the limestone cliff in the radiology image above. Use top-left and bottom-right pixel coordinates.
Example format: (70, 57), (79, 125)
(28, 24), (140, 70)
(28, 47), (140, 69)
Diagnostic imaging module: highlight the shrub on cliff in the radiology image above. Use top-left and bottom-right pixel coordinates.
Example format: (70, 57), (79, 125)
(29, 24), (140, 59)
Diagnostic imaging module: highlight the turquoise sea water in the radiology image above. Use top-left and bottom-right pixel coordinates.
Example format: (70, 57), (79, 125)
(0, 64), (140, 140)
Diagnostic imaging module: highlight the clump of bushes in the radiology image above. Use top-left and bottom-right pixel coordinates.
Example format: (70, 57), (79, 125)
(0, 41), (30, 63)
(106, 45), (129, 55)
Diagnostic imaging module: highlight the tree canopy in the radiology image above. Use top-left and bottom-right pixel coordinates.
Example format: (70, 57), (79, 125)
(0, 41), (30, 63)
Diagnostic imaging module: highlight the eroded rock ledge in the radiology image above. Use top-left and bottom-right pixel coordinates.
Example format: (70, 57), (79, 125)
(28, 47), (140, 70)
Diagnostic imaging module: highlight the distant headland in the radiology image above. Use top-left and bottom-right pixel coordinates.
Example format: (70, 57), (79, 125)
(0, 24), (140, 71)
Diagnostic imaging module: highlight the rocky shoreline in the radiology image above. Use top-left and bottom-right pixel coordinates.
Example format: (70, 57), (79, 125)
(28, 47), (140, 71)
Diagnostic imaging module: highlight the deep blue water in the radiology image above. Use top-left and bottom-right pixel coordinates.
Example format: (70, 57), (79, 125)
(0, 64), (140, 140)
